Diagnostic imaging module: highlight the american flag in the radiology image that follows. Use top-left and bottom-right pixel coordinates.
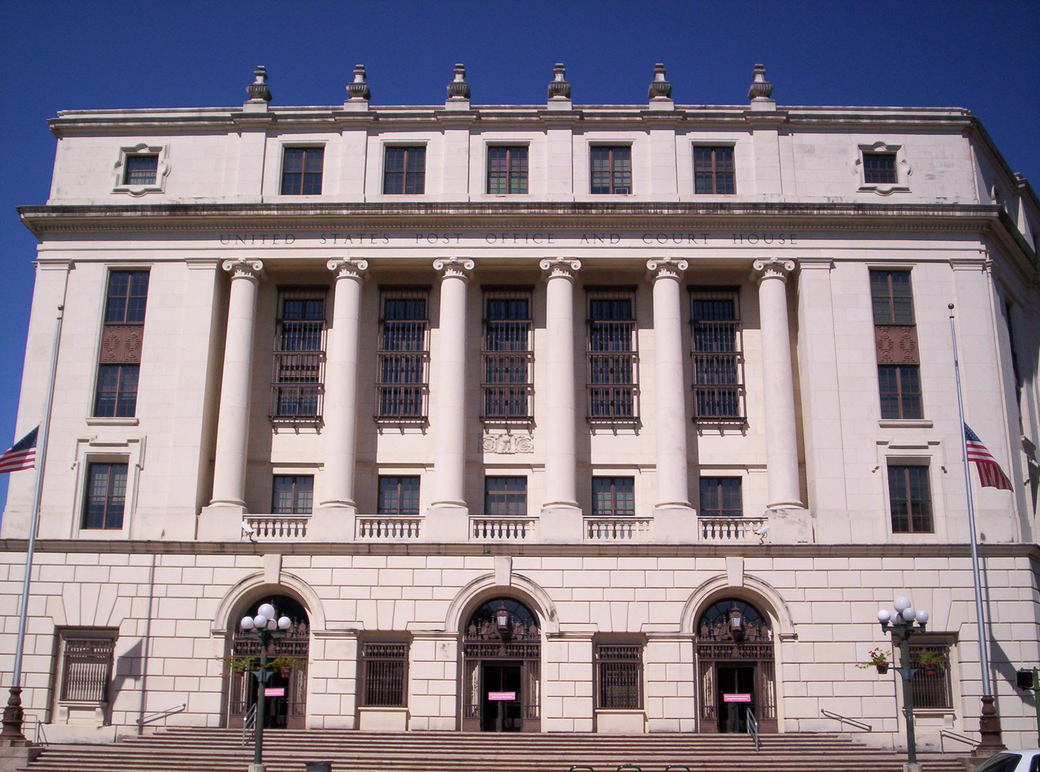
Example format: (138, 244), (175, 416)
(0, 427), (38, 474)
(964, 424), (1013, 491)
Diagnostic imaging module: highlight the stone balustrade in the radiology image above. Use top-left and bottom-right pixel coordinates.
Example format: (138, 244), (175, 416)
(469, 517), (537, 541)
(699, 516), (767, 542)
(356, 516), (423, 540)
(243, 515), (309, 540)
(584, 517), (652, 541)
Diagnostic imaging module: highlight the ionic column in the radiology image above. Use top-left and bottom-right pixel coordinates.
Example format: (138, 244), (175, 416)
(320, 258), (368, 512)
(430, 258), (474, 513)
(753, 258), (804, 509)
(539, 258), (581, 516)
(647, 258), (692, 510)
(209, 258), (263, 508)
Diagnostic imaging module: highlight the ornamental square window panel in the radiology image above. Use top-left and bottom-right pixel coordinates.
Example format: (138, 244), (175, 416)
(376, 288), (430, 421)
(482, 289), (533, 421)
(271, 475), (313, 515)
(383, 146), (426, 194)
(592, 477), (635, 516)
(360, 641), (409, 707)
(587, 290), (638, 422)
(280, 147), (324, 195)
(377, 475), (420, 516)
(590, 146), (632, 194)
(888, 464), (933, 533)
(271, 289), (326, 422)
(690, 288), (745, 422)
(595, 643), (642, 709)
(82, 462), (127, 530)
(487, 146), (528, 194)
(693, 146), (736, 194)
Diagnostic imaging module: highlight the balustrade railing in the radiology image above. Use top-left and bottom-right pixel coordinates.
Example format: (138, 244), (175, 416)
(243, 515), (309, 540)
(585, 517), (652, 541)
(699, 516), (766, 542)
(356, 516), (422, 540)
(470, 516), (537, 541)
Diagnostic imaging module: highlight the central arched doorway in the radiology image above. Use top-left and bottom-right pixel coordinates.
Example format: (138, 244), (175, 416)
(225, 594), (309, 729)
(461, 598), (541, 732)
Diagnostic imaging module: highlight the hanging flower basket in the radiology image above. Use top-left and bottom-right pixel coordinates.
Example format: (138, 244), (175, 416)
(858, 647), (891, 673)
(875, 663), (889, 674)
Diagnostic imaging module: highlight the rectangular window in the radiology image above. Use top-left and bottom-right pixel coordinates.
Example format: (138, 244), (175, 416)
(863, 152), (898, 184)
(280, 147), (324, 195)
(377, 476), (420, 516)
(123, 154), (158, 186)
(484, 476), (527, 516)
(590, 146), (632, 194)
(57, 631), (115, 703)
(482, 290), (532, 421)
(870, 270), (915, 325)
(699, 477), (742, 517)
(690, 288), (744, 421)
(104, 270), (150, 325)
(271, 289), (326, 421)
(878, 364), (922, 420)
(82, 462), (127, 530)
(487, 146), (528, 194)
(377, 289), (429, 421)
(693, 146), (735, 194)
(596, 643), (642, 709)
(93, 363), (139, 418)
(592, 477), (635, 516)
(383, 146), (426, 194)
(909, 641), (953, 709)
(888, 464), (933, 533)
(360, 641), (408, 707)
(587, 289), (638, 421)
(271, 475), (313, 515)
(95, 270), (149, 419)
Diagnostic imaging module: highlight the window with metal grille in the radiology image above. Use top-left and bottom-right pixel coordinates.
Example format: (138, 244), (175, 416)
(592, 477), (635, 516)
(699, 477), (742, 517)
(909, 641), (953, 709)
(888, 464), (933, 533)
(82, 462), (127, 530)
(587, 290), (638, 421)
(878, 365), (922, 419)
(690, 288), (744, 421)
(271, 475), (313, 515)
(487, 146), (528, 194)
(590, 146), (631, 194)
(280, 147), (324, 195)
(870, 270), (915, 325)
(863, 152), (897, 184)
(596, 643), (642, 709)
(271, 289), (326, 421)
(383, 146), (426, 194)
(484, 476), (527, 516)
(482, 290), (532, 421)
(378, 476), (420, 515)
(123, 154), (158, 186)
(360, 641), (409, 707)
(58, 633), (115, 702)
(693, 146), (735, 194)
(377, 289), (429, 421)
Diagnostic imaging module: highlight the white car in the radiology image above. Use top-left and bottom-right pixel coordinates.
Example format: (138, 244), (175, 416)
(973, 750), (1040, 772)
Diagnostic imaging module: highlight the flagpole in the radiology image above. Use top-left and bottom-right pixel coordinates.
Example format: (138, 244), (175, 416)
(947, 303), (1004, 754)
(0, 304), (64, 745)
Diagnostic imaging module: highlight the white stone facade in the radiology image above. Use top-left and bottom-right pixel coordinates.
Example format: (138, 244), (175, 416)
(2, 65), (1038, 749)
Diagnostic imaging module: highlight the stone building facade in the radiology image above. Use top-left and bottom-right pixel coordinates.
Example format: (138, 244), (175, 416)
(2, 64), (1039, 749)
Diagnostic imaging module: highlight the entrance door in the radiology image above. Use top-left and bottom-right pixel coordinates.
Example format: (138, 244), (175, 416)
(480, 662), (522, 732)
(716, 665), (755, 733)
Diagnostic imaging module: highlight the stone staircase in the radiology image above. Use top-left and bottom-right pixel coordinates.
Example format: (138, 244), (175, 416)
(20, 728), (970, 772)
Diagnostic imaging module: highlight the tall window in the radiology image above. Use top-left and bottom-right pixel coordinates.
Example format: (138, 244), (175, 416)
(271, 475), (313, 515)
(123, 154), (158, 186)
(592, 477), (635, 516)
(82, 462), (127, 530)
(484, 476), (527, 516)
(871, 269), (922, 419)
(690, 288), (744, 421)
(482, 290), (532, 421)
(487, 146), (528, 194)
(590, 146), (631, 194)
(699, 477), (742, 518)
(377, 476), (420, 516)
(587, 290), (638, 421)
(863, 152), (897, 184)
(596, 643), (642, 709)
(56, 630), (115, 703)
(271, 289), (326, 421)
(280, 147), (324, 195)
(909, 641), (953, 709)
(94, 270), (148, 417)
(383, 146), (426, 194)
(888, 464), (933, 533)
(376, 289), (429, 421)
(693, 146), (735, 194)
(870, 270), (914, 325)
(360, 641), (408, 707)
(878, 366), (922, 420)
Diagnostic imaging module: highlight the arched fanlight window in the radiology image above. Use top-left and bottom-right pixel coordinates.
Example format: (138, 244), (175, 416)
(697, 599), (771, 643)
(466, 598), (539, 642)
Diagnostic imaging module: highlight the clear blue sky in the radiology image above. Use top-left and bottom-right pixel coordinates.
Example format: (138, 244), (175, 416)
(0, 0), (1037, 510)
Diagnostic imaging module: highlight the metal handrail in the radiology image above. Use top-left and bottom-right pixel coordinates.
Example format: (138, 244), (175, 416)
(747, 707), (761, 751)
(241, 703), (256, 746)
(940, 728), (977, 751)
(821, 708), (873, 732)
(22, 712), (47, 745)
(136, 702), (186, 727)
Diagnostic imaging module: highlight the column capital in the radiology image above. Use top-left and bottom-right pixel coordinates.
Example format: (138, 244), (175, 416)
(751, 258), (796, 283)
(327, 258), (369, 280)
(539, 257), (581, 280)
(646, 257), (688, 280)
(222, 258), (264, 280)
(433, 257), (475, 280)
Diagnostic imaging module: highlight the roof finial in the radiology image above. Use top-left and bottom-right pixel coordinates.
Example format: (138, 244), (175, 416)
(548, 63), (571, 100)
(649, 63), (672, 100)
(246, 65), (272, 102)
(747, 64), (773, 101)
(347, 64), (371, 101)
(447, 63), (470, 101)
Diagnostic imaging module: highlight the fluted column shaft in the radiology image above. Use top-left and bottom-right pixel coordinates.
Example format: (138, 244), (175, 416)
(754, 258), (804, 509)
(540, 258), (582, 510)
(648, 259), (691, 508)
(210, 258), (263, 507)
(320, 259), (368, 509)
(431, 258), (474, 509)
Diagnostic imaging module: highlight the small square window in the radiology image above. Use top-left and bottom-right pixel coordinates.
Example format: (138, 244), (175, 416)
(378, 476), (420, 515)
(384, 146), (426, 194)
(699, 477), (742, 517)
(863, 152), (898, 184)
(590, 146), (631, 194)
(484, 476), (527, 516)
(123, 155), (158, 186)
(592, 477), (635, 516)
(272, 475), (313, 514)
(693, 146), (735, 194)
(82, 462), (127, 529)
(487, 146), (528, 194)
(280, 147), (324, 195)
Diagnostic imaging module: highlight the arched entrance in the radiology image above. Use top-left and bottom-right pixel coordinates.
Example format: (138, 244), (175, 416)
(461, 598), (541, 732)
(225, 594), (309, 729)
(695, 599), (776, 734)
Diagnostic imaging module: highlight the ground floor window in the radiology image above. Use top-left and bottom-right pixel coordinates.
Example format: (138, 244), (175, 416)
(909, 640), (954, 709)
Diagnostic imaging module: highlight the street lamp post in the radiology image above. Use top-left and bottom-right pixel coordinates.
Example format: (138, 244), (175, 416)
(239, 603), (292, 772)
(877, 596), (930, 772)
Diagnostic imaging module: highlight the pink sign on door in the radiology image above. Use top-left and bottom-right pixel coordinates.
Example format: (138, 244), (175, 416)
(487, 691), (516, 701)
(722, 693), (751, 703)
